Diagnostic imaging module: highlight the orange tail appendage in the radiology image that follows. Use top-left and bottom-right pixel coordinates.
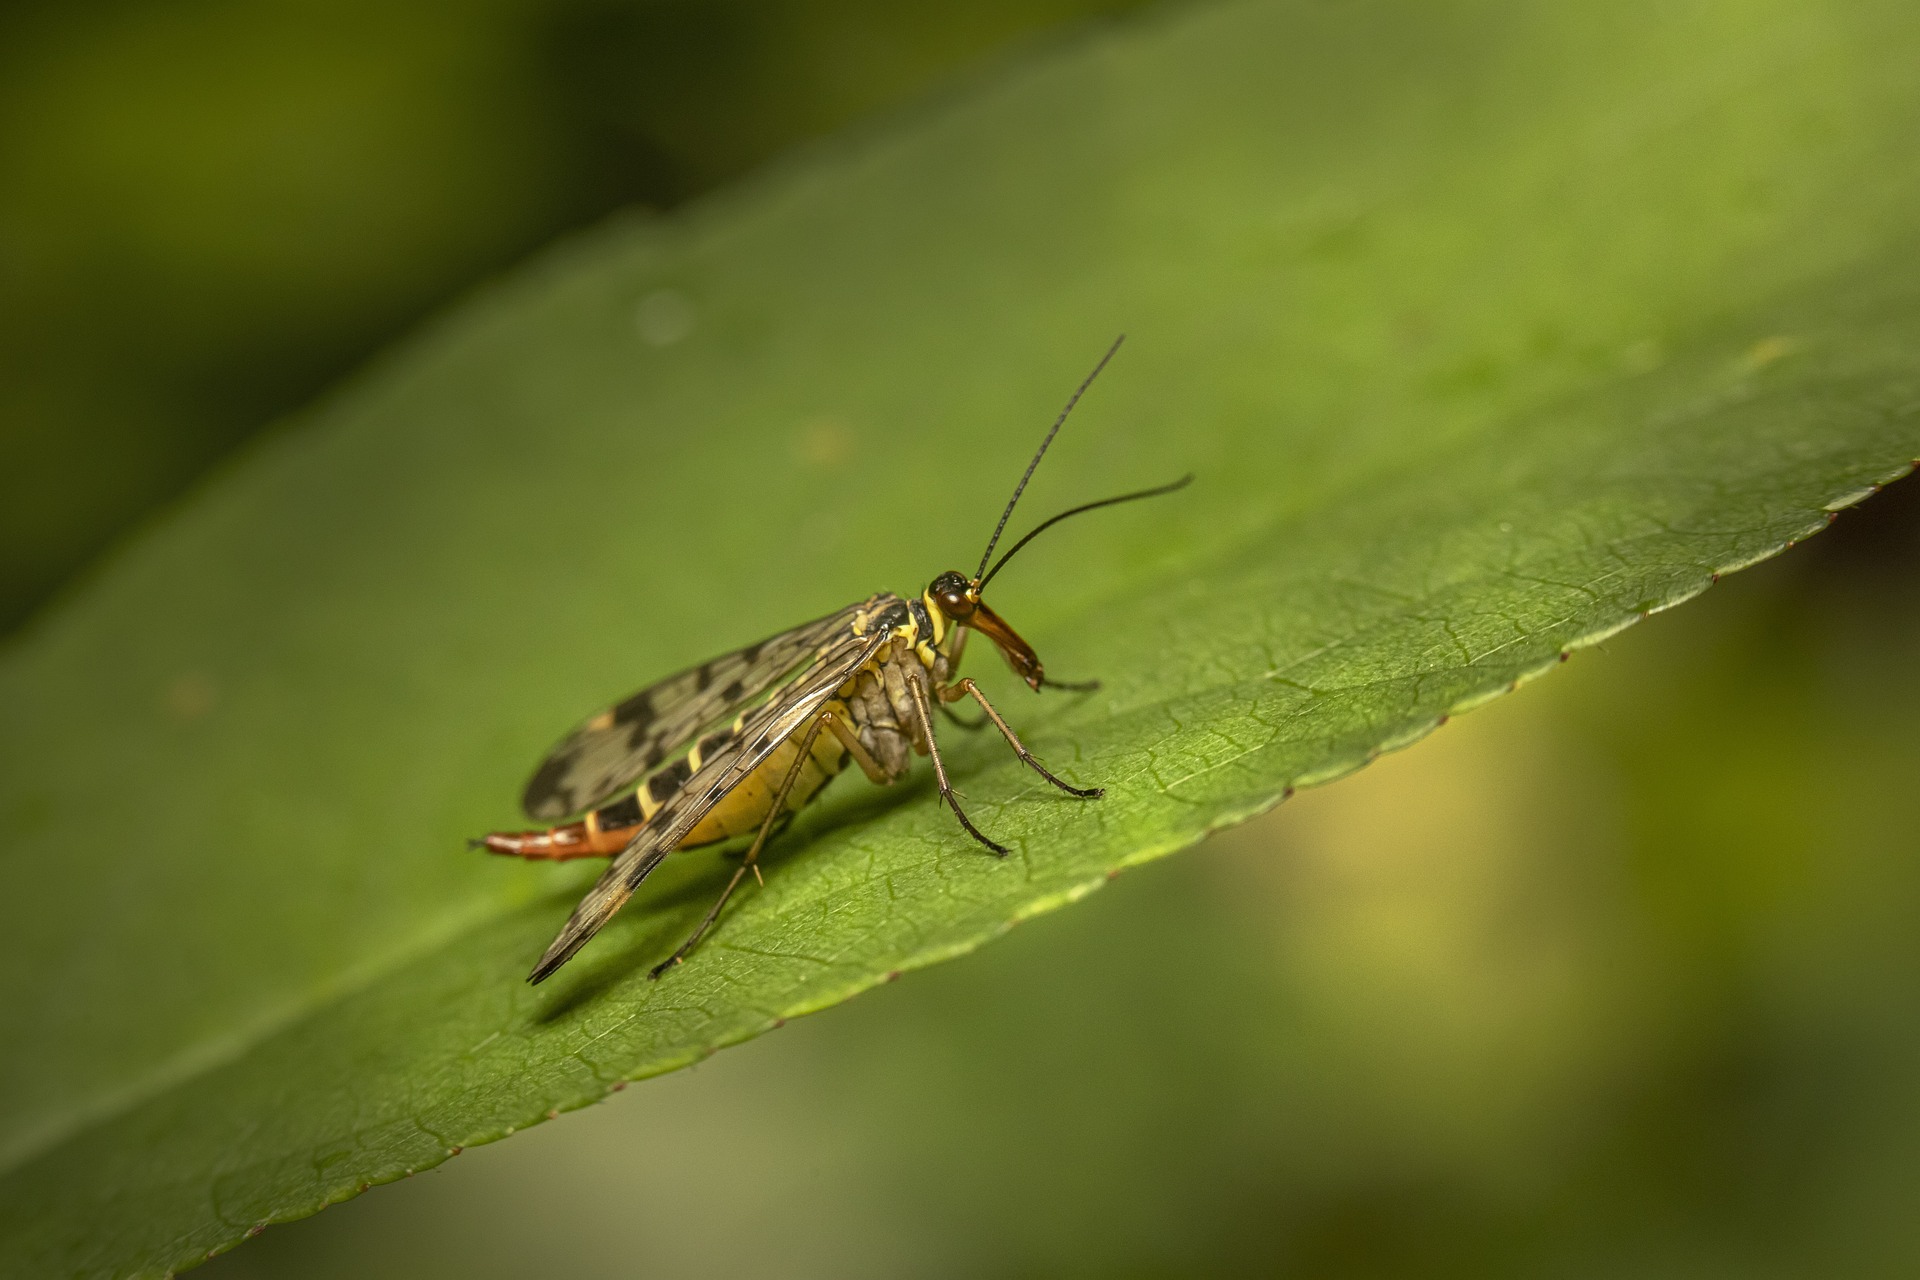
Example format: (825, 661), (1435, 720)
(470, 817), (640, 861)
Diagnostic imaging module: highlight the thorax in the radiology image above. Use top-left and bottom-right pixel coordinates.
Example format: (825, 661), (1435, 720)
(845, 591), (949, 683)
(836, 592), (950, 777)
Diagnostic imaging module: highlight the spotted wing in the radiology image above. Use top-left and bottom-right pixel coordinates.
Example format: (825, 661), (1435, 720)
(521, 603), (865, 820)
(527, 625), (889, 983)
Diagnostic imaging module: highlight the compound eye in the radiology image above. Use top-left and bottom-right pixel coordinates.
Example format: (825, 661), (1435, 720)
(927, 572), (976, 620)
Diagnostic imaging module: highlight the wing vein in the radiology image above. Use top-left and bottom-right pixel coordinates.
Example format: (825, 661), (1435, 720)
(526, 625), (888, 982)
(521, 604), (865, 819)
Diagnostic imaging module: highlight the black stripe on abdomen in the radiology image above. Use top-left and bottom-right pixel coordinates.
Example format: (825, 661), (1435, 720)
(646, 757), (693, 806)
(595, 792), (643, 830)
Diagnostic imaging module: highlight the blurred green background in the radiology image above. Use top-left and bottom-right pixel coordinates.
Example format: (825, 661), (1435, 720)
(11, 1), (1920, 1275)
(0, 0), (1142, 636)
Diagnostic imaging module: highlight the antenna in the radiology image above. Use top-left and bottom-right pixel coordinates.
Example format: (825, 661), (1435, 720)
(978, 474), (1192, 590)
(975, 335), (1125, 580)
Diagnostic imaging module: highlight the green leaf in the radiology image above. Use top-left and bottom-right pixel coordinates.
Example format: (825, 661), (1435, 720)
(203, 490), (1920, 1278)
(5, 0), (1920, 1275)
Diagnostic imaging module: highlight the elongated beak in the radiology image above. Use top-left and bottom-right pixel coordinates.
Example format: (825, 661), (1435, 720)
(967, 600), (1044, 691)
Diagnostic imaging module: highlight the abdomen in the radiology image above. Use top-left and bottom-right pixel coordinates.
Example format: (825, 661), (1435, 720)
(478, 699), (851, 859)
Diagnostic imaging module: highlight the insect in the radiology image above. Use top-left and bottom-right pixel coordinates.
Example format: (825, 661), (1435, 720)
(476, 335), (1188, 984)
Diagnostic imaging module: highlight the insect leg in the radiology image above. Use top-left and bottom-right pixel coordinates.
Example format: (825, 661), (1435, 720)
(819, 711), (894, 784)
(946, 623), (971, 674)
(648, 711), (835, 979)
(951, 677), (1103, 799)
(724, 812), (793, 868)
(905, 669), (1010, 857)
(932, 626), (984, 730)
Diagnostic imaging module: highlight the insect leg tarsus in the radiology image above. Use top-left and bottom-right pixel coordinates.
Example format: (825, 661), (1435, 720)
(1042, 677), (1102, 693)
(648, 862), (754, 981)
(906, 671), (1011, 857)
(953, 677), (1103, 799)
(649, 712), (835, 979)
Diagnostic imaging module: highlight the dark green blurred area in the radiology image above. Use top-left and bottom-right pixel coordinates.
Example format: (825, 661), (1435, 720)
(0, 0), (1139, 635)
(205, 479), (1920, 1279)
